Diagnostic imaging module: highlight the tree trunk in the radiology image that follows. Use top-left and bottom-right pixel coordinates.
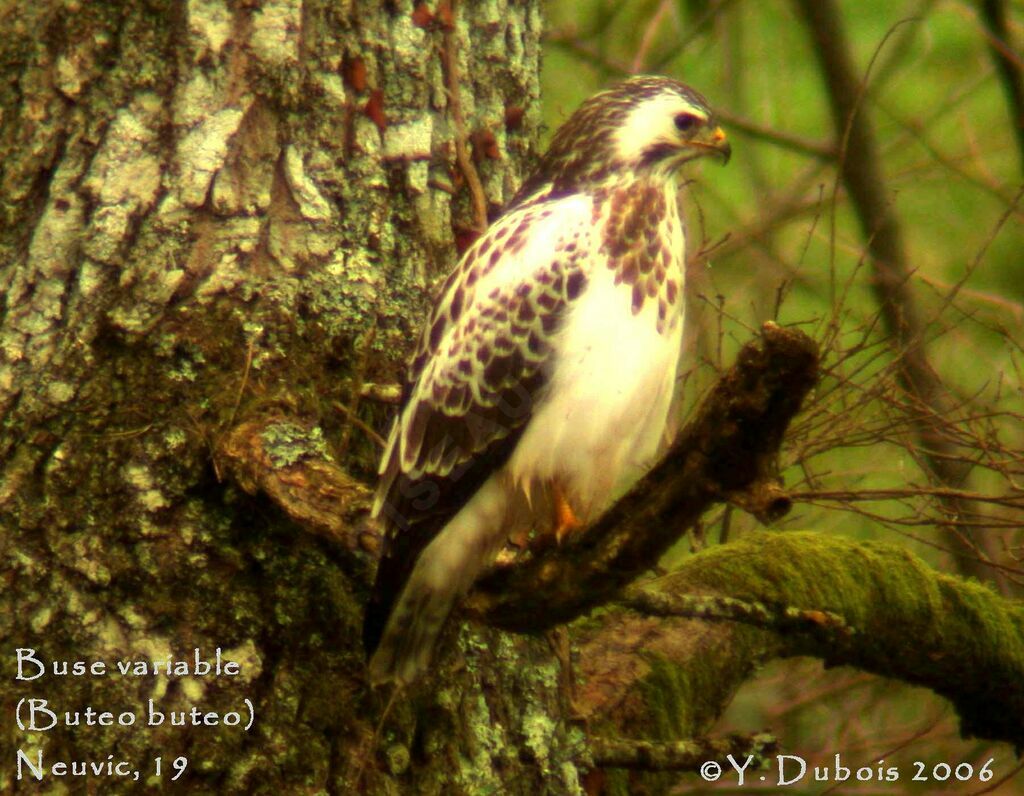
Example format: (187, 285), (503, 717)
(1, 1), (579, 792)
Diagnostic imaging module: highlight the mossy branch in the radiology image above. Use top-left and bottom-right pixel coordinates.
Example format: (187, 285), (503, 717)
(578, 531), (1024, 749)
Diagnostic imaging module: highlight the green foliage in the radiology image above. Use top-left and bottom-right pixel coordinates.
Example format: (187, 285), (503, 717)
(544, 0), (1023, 787)
(544, 0), (1023, 564)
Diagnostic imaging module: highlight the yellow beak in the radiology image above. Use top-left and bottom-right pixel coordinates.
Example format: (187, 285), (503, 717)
(686, 125), (731, 164)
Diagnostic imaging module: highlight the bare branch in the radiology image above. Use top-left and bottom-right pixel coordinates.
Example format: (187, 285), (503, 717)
(715, 110), (837, 161)
(619, 588), (853, 644)
(979, 0), (1024, 173)
(441, 0), (489, 233)
(793, 0), (1009, 588)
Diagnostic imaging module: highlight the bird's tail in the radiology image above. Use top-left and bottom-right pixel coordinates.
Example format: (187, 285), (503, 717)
(365, 477), (507, 686)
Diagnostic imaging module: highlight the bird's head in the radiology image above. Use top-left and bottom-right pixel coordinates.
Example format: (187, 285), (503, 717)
(516, 76), (730, 203)
(611, 78), (731, 172)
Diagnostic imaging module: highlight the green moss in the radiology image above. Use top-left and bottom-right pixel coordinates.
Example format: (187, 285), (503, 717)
(647, 532), (1024, 746)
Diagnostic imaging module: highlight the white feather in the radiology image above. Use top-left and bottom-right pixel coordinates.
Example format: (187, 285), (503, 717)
(367, 475), (510, 685)
(612, 93), (708, 166)
(509, 181), (685, 519)
(472, 194), (594, 298)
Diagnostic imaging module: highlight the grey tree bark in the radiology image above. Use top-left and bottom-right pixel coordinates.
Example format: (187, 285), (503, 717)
(0, 1), (581, 792)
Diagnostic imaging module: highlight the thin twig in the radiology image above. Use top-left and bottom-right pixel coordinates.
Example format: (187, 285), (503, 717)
(228, 338), (255, 429)
(442, 0), (488, 233)
(334, 401), (387, 449)
(791, 487), (1023, 511)
(793, 0), (1009, 589)
(338, 323), (376, 458)
(970, 757), (1024, 796)
(716, 110), (837, 160)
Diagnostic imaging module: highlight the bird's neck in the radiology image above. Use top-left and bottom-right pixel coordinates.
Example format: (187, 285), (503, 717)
(591, 174), (685, 253)
(590, 174), (686, 332)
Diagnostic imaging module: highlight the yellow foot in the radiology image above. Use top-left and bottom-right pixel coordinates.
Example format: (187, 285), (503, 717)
(553, 484), (582, 544)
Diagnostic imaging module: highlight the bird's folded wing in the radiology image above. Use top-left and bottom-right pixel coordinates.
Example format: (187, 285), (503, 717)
(374, 194), (593, 526)
(364, 195), (593, 656)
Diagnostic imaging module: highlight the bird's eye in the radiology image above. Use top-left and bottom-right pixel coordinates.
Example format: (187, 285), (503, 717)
(674, 112), (701, 133)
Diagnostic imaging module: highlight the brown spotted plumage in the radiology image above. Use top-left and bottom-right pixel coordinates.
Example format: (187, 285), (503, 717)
(365, 76), (730, 685)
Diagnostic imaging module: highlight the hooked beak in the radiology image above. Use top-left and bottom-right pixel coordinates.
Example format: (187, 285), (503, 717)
(687, 125), (731, 165)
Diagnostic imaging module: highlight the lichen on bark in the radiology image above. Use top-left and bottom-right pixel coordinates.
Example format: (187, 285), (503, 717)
(1, 0), (560, 792)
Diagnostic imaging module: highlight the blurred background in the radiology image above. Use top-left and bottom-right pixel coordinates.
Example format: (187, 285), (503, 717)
(540, 1), (1023, 791)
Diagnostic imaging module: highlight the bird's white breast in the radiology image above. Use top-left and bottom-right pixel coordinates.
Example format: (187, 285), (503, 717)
(508, 181), (686, 520)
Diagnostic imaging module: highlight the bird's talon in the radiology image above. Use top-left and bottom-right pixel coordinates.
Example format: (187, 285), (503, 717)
(553, 486), (582, 544)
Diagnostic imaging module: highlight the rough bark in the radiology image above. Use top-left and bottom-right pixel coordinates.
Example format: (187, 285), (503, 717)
(1, 1), (569, 793)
